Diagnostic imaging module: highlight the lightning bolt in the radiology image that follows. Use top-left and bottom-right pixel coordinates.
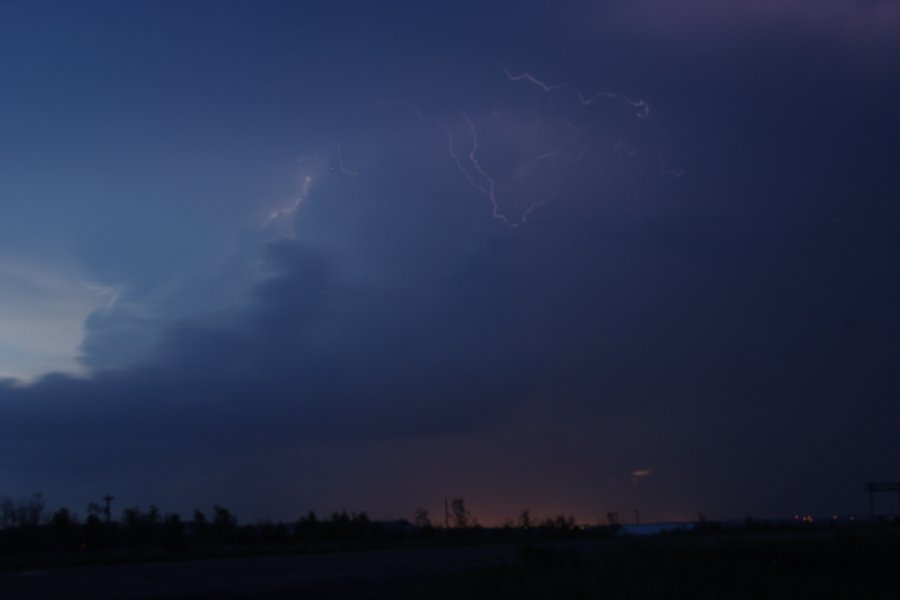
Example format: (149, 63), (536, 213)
(519, 164), (562, 226)
(579, 91), (651, 119)
(442, 116), (509, 226)
(444, 113), (572, 228)
(336, 144), (359, 177)
(494, 62), (567, 92)
(371, 63), (675, 228)
(83, 283), (121, 314)
(461, 113), (508, 224)
(264, 173), (315, 234)
(613, 139), (638, 158)
(660, 162), (685, 178)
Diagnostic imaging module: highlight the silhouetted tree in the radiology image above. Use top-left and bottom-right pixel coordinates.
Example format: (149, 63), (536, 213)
(46, 507), (79, 549)
(211, 505), (236, 542)
(82, 512), (106, 549)
(192, 509), (210, 540)
(121, 507), (141, 529)
(122, 506), (164, 544)
(51, 507), (77, 528)
(351, 511), (370, 541)
(294, 511), (318, 542)
(414, 507), (431, 528)
(0, 493), (45, 528)
(551, 514), (577, 531)
(450, 498), (471, 528)
(258, 519), (289, 543)
(86, 502), (104, 520)
(518, 509), (532, 529)
(162, 513), (186, 549)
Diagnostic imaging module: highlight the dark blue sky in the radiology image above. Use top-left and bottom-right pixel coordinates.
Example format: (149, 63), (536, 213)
(1, 0), (899, 524)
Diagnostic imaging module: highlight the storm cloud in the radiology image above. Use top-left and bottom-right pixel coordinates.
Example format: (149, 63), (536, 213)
(1, 0), (898, 524)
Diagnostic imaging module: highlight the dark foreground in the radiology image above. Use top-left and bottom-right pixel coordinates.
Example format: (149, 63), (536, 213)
(0, 542), (521, 599)
(1, 530), (898, 599)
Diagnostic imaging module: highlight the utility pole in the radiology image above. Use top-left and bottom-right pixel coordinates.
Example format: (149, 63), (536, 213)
(444, 498), (449, 529)
(103, 495), (115, 524)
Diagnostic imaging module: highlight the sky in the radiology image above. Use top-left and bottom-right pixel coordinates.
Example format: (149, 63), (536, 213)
(1, 0), (899, 525)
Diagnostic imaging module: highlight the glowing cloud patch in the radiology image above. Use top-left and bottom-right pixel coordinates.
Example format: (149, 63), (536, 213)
(0, 260), (112, 383)
(631, 468), (654, 482)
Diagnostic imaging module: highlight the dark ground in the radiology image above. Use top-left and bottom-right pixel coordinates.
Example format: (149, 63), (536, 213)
(1, 529), (898, 599)
(0, 541), (525, 599)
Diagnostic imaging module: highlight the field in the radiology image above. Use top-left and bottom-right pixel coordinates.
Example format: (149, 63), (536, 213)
(1, 526), (898, 598)
(400, 529), (900, 599)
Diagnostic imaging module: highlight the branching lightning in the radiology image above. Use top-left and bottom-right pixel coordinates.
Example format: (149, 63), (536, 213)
(83, 283), (121, 314)
(424, 65), (627, 226)
(579, 90), (651, 119)
(336, 144), (359, 177)
(262, 140), (365, 236)
(264, 172), (315, 235)
(494, 61), (567, 92)
(348, 63), (679, 229)
(442, 120), (509, 224)
(460, 113), (509, 225)
(250, 45), (687, 237)
(519, 165), (562, 226)
(439, 111), (587, 227)
(660, 162), (685, 178)
(613, 139), (638, 158)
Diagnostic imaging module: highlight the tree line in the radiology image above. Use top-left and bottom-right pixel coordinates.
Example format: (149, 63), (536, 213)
(0, 493), (600, 559)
